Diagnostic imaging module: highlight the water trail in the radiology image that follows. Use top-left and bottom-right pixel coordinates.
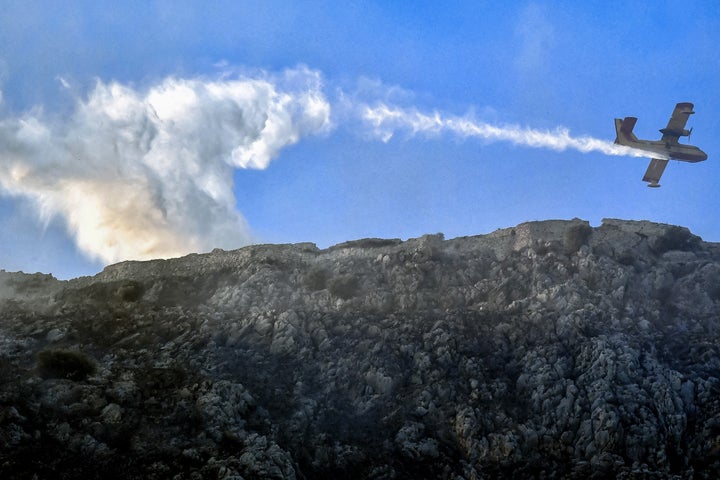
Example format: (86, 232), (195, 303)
(362, 103), (647, 158)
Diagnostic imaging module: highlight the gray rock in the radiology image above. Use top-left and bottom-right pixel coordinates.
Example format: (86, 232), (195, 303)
(1, 218), (719, 478)
(45, 328), (67, 343)
(100, 402), (123, 424)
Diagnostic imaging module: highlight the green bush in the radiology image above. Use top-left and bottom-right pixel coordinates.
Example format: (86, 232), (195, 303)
(37, 349), (96, 381)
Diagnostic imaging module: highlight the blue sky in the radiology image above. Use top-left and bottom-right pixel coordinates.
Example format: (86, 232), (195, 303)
(1, 1), (719, 279)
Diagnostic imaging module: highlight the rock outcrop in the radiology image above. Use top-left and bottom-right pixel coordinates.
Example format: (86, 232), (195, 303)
(1, 218), (720, 478)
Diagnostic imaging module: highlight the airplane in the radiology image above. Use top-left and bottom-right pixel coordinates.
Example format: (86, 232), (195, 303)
(614, 102), (707, 187)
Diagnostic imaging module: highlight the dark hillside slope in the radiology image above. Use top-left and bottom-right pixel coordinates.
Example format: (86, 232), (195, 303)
(1, 218), (720, 478)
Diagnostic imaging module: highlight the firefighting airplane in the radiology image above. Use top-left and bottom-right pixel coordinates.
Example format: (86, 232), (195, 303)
(614, 102), (707, 187)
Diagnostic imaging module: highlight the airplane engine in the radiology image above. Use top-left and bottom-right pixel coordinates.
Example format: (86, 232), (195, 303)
(659, 127), (691, 137)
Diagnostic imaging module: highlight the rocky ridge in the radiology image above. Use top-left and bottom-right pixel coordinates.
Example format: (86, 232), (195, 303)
(1, 218), (720, 478)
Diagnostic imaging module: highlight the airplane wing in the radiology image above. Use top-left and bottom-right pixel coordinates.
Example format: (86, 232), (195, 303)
(660, 102), (694, 144)
(642, 158), (669, 187)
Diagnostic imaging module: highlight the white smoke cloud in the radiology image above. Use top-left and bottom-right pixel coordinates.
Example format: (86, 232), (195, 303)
(0, 67), (650, 268)
(0, 68), (331, 264)
(361, 103), (648, 158)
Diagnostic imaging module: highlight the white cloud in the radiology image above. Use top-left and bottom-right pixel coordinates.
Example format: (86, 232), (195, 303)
(0, 68), (331, 264)
(56, 76), (71, 90)
(360, 102), (647, 158)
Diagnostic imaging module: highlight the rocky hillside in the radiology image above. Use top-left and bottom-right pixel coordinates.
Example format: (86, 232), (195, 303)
(1, 218), (720, 479)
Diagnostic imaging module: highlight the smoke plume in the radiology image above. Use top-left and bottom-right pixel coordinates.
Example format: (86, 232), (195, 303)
(0, 69), (648, 267)
(361, 103), (646, 158)
(0, 68), (331, 263)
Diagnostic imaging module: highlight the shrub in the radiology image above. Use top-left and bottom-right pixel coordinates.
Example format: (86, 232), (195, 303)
(303, 268), (328, 291)
(564, 223), (593, 254)
(650, 226), (697, 254)
(115, 281), (144, 302)
(327, 274), (360, 300)
(532, 241), (555, 256)
(328, 238), (402, 252)
(37, 349), (96, 381)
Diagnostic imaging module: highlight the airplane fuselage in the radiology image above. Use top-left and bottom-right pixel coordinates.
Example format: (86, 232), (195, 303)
(626, 139), (708, 163)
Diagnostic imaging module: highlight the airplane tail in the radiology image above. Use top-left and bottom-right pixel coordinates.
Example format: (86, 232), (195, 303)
(614, 117), (639, 146)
